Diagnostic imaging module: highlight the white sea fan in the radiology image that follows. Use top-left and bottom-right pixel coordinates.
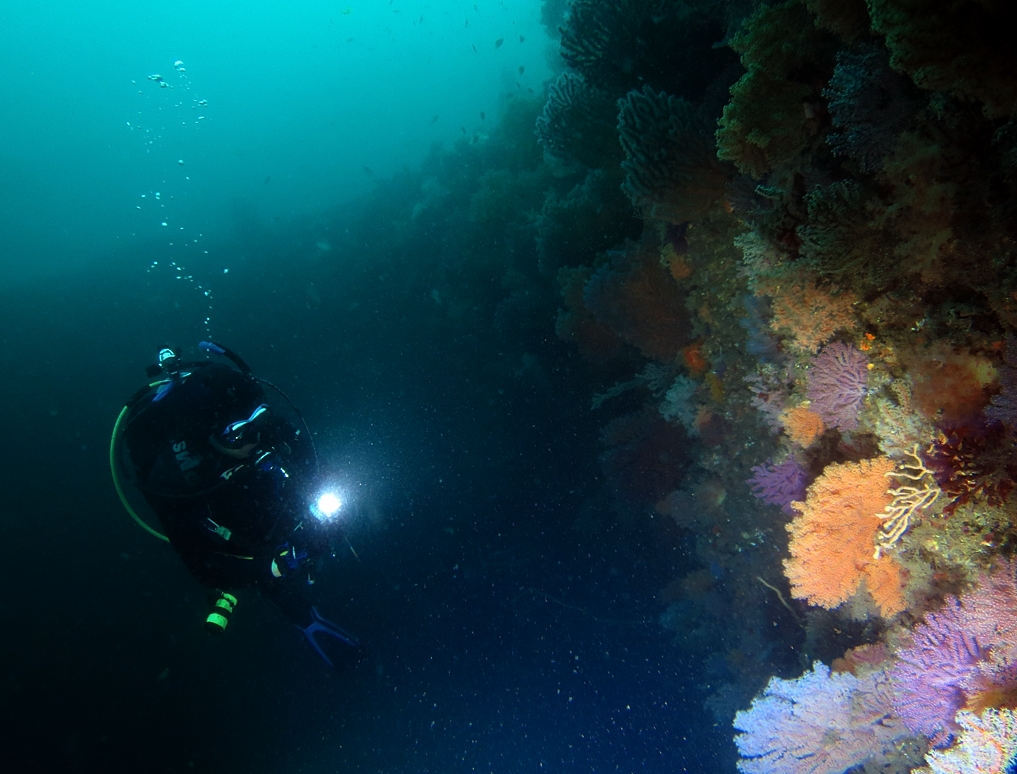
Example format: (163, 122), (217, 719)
(660, 375), (699, 435)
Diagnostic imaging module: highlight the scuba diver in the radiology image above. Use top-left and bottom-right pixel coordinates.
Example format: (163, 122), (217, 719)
(111, 341), (358, 666)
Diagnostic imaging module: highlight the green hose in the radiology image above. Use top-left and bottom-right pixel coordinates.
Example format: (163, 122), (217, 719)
(110, 403), (169, 542)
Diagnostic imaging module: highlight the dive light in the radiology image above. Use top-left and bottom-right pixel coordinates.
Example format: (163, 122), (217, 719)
(310, 491), (342, 522)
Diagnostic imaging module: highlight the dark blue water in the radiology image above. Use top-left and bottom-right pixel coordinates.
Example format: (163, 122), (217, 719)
(11, 1), (1012, 772)
(0, 229), (725, 771)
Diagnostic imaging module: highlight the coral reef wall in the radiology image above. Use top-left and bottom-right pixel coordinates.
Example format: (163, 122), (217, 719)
(533, 0), (1017, 770)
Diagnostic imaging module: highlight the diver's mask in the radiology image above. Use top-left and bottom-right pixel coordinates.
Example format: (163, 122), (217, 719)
(158, 346), (180, 371)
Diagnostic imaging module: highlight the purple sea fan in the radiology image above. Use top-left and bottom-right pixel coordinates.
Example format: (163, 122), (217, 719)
(986, 335), (1017, 431)
(747, 458), (807, 514)
(734, 662), (906, 774)
(960, 560), (1017, 663)
(889, 598), (984, 747)
(806, 341), (869, 431)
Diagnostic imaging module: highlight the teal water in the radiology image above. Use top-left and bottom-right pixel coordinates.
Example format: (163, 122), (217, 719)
(2, 0), (552, 282)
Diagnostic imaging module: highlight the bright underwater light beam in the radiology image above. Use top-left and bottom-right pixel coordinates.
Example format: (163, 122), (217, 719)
(310, 491), (343, 522)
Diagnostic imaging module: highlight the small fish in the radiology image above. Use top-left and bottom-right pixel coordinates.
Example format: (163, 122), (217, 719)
(363, 166), (373, 175)
(464, 19), (468, 27)
(340, 7), (352, 15)
(263, 176), (271, 184)
(431, 115), (439, 123)
(519, 35), (525, 43)
(472, 44), (477, 53)
(419, 15), (423, 23)
(518, 65), (524, 75)
(494, 38), (503, 49)
(346, 37), (354, 42)
(474, 4), (478, 9)
(461, 126), (467, 134)
(480, 111), (486, 121)
(527, 87), (534, 94)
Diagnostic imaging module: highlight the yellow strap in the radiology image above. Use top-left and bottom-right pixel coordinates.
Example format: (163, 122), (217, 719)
(110, 404), (170, 542)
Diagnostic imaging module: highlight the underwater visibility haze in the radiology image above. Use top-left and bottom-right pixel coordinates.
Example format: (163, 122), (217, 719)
(4, 0), (1017, 772)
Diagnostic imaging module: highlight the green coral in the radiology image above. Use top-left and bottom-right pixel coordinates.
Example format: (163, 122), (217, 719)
(867, 0), (1017, 119)
(716, 0), (839, 178)
(717, 72), (815, 179)
(804, 0), (870, 41)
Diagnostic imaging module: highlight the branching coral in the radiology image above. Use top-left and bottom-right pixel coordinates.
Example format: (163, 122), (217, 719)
(747, 457), (807, 514)
(926, 423), (1015, 514)
(768, 276), (857, 353)
(780, 406), (825, 447)
(876, 446), (943, 557)
(825, 44), (922, 174)
(918, 708), (1017, 774)
(796, 180), (900, 293)
(784, 457), (906, 616)
(559, 0), (735, 98)
(617, 86), (729, 223)
(890, 598), (984, 746)
(536, 72), (623, 169)
(583, 242), (693, 362)
(806, 342), (869, 432)
(734, 661), (907, 774)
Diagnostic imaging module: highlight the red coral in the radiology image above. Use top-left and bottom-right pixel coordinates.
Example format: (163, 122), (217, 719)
(926, 423), (1015, 514)
(583, 242), (692, 362)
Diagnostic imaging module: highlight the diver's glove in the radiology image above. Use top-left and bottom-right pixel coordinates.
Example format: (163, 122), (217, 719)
(297, 606), (359, 667)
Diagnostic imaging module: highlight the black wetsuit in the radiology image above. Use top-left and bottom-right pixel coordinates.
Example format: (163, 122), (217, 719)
(123, 363), (326, 625)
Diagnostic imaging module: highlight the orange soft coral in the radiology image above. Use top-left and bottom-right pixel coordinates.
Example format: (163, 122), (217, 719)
(781, 406), (825, 447)
(784, 457), (906, 617)
(769, 278), (856, 353)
